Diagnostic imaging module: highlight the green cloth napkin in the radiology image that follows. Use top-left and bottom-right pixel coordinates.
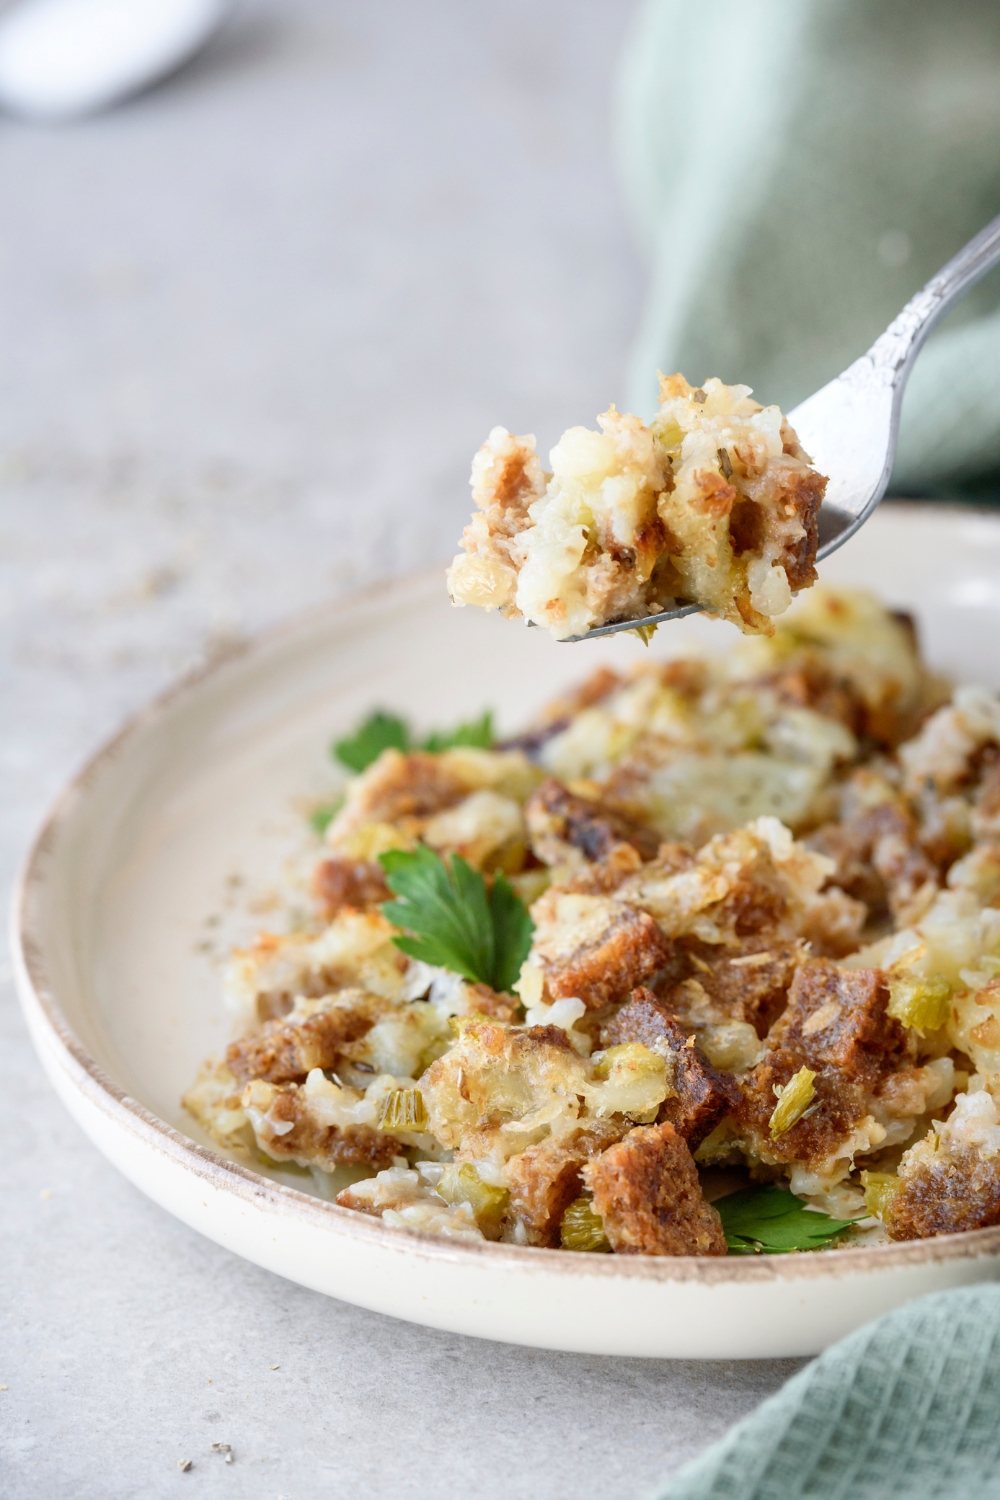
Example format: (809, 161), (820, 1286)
(655, 1285), (1000, 1500)
(615, 0), (1000, 498)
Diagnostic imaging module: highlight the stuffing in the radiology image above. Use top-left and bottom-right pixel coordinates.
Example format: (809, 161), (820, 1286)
(528, 893), (671, 1009)
(419, 1020), (670, 1165)
(601, 987), (740, 1147)
(182, 1060), (250, 1152)
(241, 1070), (408, 1170)
(225, 910), (408, 1024)
(448, 377), (826, 639)
(313, 856), (390, 917)
(899, 685), (1000, 796)
(501, 1121), (624, 1246)
(225, 989), (391, 1085)
(525, 777), (661, 871)
(807, 770), (939, 925)
(657, 938), (809, 1040)
(729, 1049), (887, 1193)
(188, 583), (1000, 1259)
(610, 817), (857, 955)
(336, 1165), (485, 1240)
(583, 1121), (728, 1255)
(326, 746), (540, 868)
(766, 962), (916, 1090)
(883, 1080), (1000, 1240)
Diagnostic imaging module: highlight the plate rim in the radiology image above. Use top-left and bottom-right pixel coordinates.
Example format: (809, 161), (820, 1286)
(14, 509), (1000, 1289)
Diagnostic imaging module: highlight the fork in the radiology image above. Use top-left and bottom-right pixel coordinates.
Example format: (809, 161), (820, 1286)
(575, 212), (1000, 641)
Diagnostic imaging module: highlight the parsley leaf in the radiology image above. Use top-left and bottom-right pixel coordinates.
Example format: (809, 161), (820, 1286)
(379, 845), (533, 992)
(421, 710), (495, 753)
(714, 1186), (857, 1255)
(488, 866), (536, 992)
(333, 711), (411, 772)
(332, 709), (495, 772)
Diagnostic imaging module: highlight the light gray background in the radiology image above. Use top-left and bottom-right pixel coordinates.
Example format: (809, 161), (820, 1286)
(0, 3), (802, 1495)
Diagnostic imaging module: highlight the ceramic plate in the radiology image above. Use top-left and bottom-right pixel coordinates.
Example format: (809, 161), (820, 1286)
(14, 504), (1000, 1359)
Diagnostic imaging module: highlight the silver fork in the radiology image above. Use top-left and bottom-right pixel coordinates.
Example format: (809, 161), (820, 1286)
(575, 212), (1000, 641)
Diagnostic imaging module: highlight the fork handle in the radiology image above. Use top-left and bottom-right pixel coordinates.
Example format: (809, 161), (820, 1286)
(870, 212), (1000, 384)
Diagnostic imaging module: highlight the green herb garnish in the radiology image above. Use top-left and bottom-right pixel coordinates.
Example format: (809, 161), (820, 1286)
(333, 711), (410, 772)
(421, 709), (495, 753)
(379, 845), (533, 992)
(333, 709), (495, 772)
(715, 1185), (857, 1255)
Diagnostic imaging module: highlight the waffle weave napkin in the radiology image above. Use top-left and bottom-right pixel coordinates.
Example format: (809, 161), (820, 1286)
(655, 1284), (1000, 1500)
(615, 0), (1000, 498)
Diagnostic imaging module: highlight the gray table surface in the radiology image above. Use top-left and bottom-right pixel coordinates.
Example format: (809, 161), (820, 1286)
(0, 3), (803, 1495)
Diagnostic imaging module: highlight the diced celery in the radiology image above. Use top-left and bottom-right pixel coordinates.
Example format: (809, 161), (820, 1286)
(861, 1170), (901, 1221)
(560, 1195), (610, 1253)
(887, 974), (951, 1037)
(769, 1066), (817, 1138)
(377, 1086), (429, 1132)
(436, 1163), (509, 1238)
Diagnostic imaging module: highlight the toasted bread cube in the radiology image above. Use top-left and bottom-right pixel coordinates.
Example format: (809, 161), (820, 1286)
(602, 988), (738, 1148)
(531, 893), (671, 1009)
(583, 1121), (727, 1255)
(242, 1078), (402, 1170)
(767, 960), (915, 1091)
(502, 1121), (623, 1246)
(662, 938), (808, 1038)
(225, 989), (388, 1085)
(525, 777), (661, 869)
(885, 1085), (1000, 1240)
(733, 1047), (878, 1183)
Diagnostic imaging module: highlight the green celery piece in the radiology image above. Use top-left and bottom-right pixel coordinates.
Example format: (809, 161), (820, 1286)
(421, 710), (495, 753)
(379, 845), (533, 992)
(333, 711), (411, 772)
(715, 1185), (857, 1255)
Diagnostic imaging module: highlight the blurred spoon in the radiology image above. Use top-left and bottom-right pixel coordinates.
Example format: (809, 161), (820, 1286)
(0, 0), (231, 122)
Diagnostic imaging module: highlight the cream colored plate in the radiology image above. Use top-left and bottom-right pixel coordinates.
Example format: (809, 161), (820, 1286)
(13, 504), (1000, 1358)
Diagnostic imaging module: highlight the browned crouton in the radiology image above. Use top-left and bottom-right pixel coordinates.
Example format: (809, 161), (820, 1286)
(882, 1087), (1000, 1240)
(583, 1122), (727, 1256)
(502, 1121), (624, 1246)
(460, 981), (521, 1022)
(601, 988), (739, 1148)
(526, 778), (661, 868)
(886, 1155), (1000, 1240)
(328, 749), (468, 849)
(558, 841), (694, 898)
(767, 960), (915, 1090)
(532, 894), (671, 1009)
(732, 455), (824, 594)
(241, 1079), (401, 1169)
(660, 937), (808, 1038)
(226, 991), (387, 1085)
(313, 857), (390, 916)
(887, 1134), (1000, 1242)
(734, 1047), (874, 1176)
